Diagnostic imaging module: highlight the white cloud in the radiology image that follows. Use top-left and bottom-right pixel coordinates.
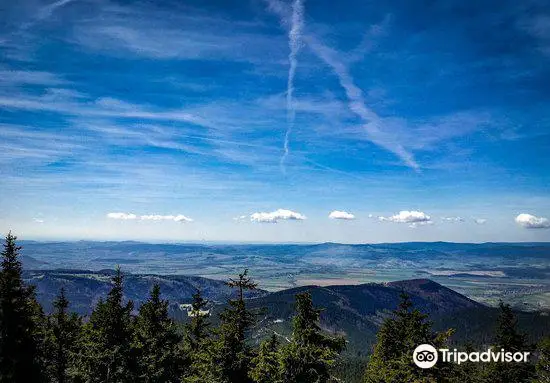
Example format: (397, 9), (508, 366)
(73, 5), (285, 64)
(515, 213), (550, 229)
(140, 214), (193, 223)
(378, 210), (431, 224)
(522, 14), (550, 57)
(441, 216), (464, 223)
(474, 218), (487, 225)
(329, 210), (355, 220)
(408, 221), (434, 229)
(33, 218), (45, 223)
(0, 93), (218, 130)
(107, 212), (193, 222)
(107, 212), (138, 220)
(0, 70), (68, 86)
(250, 209), (306, 223)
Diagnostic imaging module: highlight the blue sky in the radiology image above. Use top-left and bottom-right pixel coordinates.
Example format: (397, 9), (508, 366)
(1, 0), (549, 243)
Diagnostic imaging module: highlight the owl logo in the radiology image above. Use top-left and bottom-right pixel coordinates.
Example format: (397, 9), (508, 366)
(413, 344), (438, 368)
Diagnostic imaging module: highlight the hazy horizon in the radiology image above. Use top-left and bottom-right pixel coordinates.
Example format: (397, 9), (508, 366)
(11, 236), (550, 246)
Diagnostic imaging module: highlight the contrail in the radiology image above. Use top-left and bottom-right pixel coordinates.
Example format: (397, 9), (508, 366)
(280, 0), (305, 174)
(303, 34), (418, 169)
(266, 0), (418, 169)
(20, 0), (76, 31)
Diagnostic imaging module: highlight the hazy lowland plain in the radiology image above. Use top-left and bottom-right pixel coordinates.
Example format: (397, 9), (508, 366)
(20, 240), (550, 311)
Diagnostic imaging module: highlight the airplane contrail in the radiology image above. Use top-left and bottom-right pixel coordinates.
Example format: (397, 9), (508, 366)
(280, 0), (305, 174)
(266, 0), (418, 170)
(19, 0), (76, 31)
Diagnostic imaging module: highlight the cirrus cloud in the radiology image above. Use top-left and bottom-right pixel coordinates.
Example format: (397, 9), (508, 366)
(441, 216), (464, 223)
(329, 210), (355, 220)
(250, 209), (306, 223)
(515, 213), (550, 229)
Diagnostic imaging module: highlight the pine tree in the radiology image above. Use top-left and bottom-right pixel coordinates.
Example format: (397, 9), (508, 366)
(250, 334), (282, 383)
(133, 284), (185, 383)
(535, 336), (550, 383)
(483, 302), (534, 383)
(280, 292), (346, 383)
(213, 269), (258, 383)
(0, 232), (46, 382)
(494, 301), (528, 352)
(77, 267), (136, 383)
(182, 289), (216, 383)
(363, 293), (453, 383)
(46, 287), (82, 383)
(185, 289), (211, 352)
(45, 287), (82, 383)
(446, 343), (485, 383)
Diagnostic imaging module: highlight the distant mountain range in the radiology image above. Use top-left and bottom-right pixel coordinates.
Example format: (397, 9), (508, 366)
(23, 269), (550, 355)
(18, 240), (550, 310)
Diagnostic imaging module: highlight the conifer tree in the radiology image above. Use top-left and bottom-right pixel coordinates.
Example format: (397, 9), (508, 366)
(45, 287), (82, 383)
(483, 302), (534, 383)
(0, 232), (46, 383)
(280, 292), (346, 383)
(185, 289), (211, 352)
(363, 293), (452, 383)
(182, 289), (215, 383)
(535, 335), (550, 383)
(446, 342), (485, 383)
(250, 334), (282, 383)
(214, 269), (258, 383)
(77, 267), (136, 383)
(133, 284), (185, 383)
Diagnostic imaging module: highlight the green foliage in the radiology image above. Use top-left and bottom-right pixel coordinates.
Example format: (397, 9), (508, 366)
(250, 334), (281, 383)
(444, 343), (486, 383)
(185, 289), (211, 352)
(0, 232), (46, 383)
(44, 287), (82, 383)
(279, 292), (346, 383)
(133, 284), (186, 383)
(494, 301), (529, 351)
(363, 293), (453, 383)
(213, 269), (258, 383)
(482, 301), (535, 383)
(1, 233), (548, 383)
(535, 335), (550, 383)
(76, 267), (136, 383)
(182, 289), (216, 383)
(331, 357), (368, 383)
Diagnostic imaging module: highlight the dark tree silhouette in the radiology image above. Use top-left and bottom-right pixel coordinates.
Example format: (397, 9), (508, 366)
(45, 287), (82, 383)
(76, 267), (136, 383)
(280, 292), (346, 383)
(0, 232), (45, 383)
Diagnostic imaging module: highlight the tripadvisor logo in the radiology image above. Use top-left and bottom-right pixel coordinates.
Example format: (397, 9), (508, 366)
(413, 344), (530, 369)
(413, 344), (438, 369)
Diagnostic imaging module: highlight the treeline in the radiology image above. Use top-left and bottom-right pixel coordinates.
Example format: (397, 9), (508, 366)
(0, 232), (549, 383)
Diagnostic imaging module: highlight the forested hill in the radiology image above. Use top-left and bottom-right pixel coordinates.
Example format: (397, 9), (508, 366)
(244, 280), (549, 354)
(23, 269), (267, 314)
(24, 269), (550, 356)
(24, 270), (479, 317)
